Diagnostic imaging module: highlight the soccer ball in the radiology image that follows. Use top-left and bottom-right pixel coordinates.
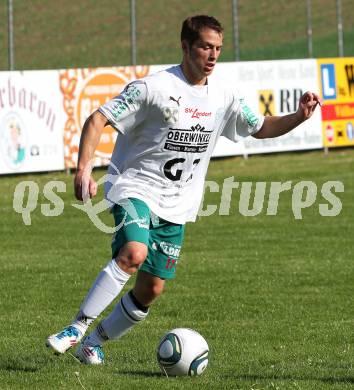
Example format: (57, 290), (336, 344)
(156, 328), (209, 376)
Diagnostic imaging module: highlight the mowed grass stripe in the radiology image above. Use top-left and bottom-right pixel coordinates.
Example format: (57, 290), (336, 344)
(0, 0), (353, 70)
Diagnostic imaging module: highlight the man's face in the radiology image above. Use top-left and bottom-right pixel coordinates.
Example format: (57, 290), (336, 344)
(183, 27), (223, 83)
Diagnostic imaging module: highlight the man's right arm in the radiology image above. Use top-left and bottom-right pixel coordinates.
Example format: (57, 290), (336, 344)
(74, 110), (108, 201)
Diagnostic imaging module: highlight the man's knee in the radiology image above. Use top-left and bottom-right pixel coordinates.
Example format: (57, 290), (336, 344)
(116, 242), (148, 274)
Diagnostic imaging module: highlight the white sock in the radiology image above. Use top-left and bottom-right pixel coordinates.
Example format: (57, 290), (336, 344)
(73, 260), (131, 332)
(85, 291), (149, 346)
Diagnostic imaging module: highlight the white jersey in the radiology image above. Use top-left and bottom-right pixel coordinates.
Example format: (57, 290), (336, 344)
(99, 65), (264, 224)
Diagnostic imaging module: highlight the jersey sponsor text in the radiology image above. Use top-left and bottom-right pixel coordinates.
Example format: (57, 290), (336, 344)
(185, 107), (212, 119)
(164, 124), (212, 153)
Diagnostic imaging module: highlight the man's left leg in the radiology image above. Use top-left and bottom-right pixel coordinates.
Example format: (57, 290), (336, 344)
(75, 271), (164, 364)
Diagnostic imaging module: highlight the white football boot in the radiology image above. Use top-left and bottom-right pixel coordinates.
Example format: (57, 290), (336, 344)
(75, 337), (105, 365)
(46, 325), (83, 354)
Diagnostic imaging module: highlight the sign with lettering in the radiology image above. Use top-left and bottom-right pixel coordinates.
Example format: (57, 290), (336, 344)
(0, 70), (65, 174)
(210, 59), (322, 155)
(318, 58), (354, 147)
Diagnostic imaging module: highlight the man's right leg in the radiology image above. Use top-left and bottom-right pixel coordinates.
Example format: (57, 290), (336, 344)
(74, 241), (148, 331)
(46, 198), (150, 354)
(46, 242), (147, 354)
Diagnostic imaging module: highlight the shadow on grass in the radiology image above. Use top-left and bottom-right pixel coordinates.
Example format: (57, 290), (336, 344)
(0, 358), (39, 373)
(231, 374), (354, 384)
(0, 352), (54, 373)
(321, 377), (354, 384)
(119, 369), (164, 378)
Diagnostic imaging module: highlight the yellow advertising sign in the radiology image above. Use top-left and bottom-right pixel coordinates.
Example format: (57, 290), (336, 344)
(60, 66), (150, 168)
(318, 58), (354, 147)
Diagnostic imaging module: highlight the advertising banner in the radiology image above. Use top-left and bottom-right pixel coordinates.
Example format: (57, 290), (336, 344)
(60, 66), (151, 168)
(211, 59), (323, 155)
(318, 57), (354, 147)
(0, 70), (65, 174)
(0, 59), (327, 175)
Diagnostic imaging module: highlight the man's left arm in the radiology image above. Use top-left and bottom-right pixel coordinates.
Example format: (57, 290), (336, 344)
(253, 91), (321, 139)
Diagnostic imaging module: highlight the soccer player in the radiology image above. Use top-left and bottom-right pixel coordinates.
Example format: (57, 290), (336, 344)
(46, 15), (321, 364)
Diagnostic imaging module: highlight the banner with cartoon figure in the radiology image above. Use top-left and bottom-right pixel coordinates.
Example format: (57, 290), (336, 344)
(318, 58), (354, 147)
(0, 70), (65, 174)
(60, 66), (150, 168)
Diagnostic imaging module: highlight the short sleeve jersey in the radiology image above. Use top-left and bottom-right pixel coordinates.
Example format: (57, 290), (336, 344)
(99, 65), (264, 224)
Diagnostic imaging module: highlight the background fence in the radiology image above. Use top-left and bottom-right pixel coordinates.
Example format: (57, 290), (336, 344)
(1, 0), (354, 71)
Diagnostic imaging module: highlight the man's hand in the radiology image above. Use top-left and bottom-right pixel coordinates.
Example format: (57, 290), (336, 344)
(296, 91), (322, 121)
(254, 90), (321, 139)
(74, 168), (98, 201)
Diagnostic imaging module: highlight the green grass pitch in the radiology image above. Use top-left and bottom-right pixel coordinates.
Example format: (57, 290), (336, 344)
(0, 148), (354, 389)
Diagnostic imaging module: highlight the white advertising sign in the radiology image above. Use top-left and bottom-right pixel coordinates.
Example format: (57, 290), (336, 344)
(212, 59), (323, 155)
(0, 60), (323, 175)
(0, 70), (65, 174)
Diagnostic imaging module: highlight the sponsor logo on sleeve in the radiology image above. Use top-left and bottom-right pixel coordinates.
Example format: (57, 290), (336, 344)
(240, 98), (259, 126)
(111, 84), (141, 120)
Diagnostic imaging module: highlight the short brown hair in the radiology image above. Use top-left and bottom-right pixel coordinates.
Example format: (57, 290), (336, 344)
(181, 15), (223, 46)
